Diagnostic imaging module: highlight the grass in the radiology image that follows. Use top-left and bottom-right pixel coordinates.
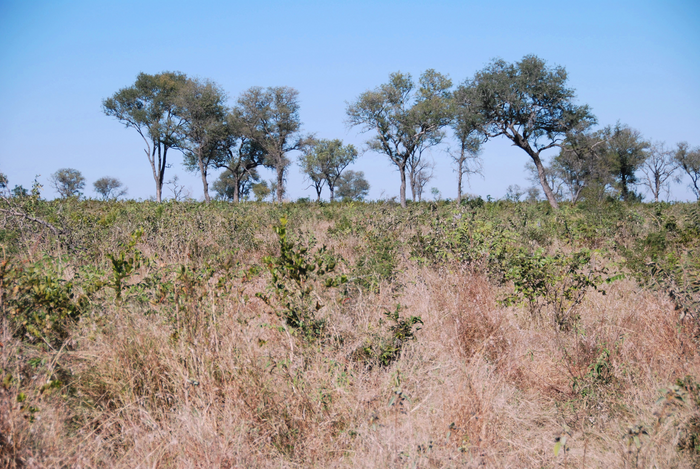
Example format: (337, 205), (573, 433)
(1, 197), (699, 467)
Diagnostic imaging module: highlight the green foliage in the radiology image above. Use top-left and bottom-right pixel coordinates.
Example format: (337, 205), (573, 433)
(0, 258), (87, 345)
(50, 168), (85, 198)
(500, 248), (609, 329)
(106, 229), (144, 301)
(354, 305), (423, 368)
(257, 217), (346, 340)
(336, 170), (370, 201)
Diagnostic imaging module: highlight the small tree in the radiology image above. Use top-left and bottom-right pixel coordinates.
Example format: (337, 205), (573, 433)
(336, 170), (369, 201)
(215, 111), (267, 203)
(300, 139), (358, 202)
(298, 142), (326, 201)
(410, 156), (434, 202)
(451, 83), (484, 203)
(51, 168), (85, 198)
(639, 142), (678, 202)
(251, 180), (271, 202)
(674, 142), (700, 200)
(212, 168), (260, 201)
(93, 176), (127, 200)
(554, 126), (610, 203)
(603, 123), (650, 201)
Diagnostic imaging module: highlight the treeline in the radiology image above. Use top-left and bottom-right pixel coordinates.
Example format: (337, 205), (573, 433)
(3, 55), (700, 207)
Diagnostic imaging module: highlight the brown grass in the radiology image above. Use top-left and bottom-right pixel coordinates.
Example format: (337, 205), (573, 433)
(2, 216), (700, 468)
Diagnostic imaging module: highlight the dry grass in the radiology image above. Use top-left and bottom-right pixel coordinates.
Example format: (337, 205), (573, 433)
(2, 206), (700, 468)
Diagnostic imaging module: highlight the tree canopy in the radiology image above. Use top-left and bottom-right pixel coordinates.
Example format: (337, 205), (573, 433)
(460, 55), (595, 209)
(346, 69), (452, 207)
(103, 71), (189, 202)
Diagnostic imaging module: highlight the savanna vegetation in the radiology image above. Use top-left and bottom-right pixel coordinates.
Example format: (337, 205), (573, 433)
(1, 186), (699, 467)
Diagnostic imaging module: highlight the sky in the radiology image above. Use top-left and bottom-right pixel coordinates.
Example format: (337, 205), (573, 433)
(1, 0), (699, 202)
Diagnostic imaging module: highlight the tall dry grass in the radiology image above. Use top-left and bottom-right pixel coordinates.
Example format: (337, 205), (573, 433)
(2, 201), (699, 468)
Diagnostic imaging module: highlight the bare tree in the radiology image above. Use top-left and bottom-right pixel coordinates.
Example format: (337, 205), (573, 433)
(409, 154), (434, 202)
(639, 142), (678, 202)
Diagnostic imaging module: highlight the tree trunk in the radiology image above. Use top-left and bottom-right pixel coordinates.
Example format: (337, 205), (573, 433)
(233, 175), (240, 203)
(399, 165), (407, 208)
(329, 185), (335, 203)
(198, 151), (211, 203)
(276, 165), (285, 203)
(531, 152), (559, 210)
(457, 148), (464, 204)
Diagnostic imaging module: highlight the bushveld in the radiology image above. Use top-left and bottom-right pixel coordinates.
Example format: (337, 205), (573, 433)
(1, 196), (699, 468)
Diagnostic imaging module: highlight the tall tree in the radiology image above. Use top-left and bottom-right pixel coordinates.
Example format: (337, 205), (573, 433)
(50, 168), (85, 198)
(603, 123), (649, 201)
(346, 70), (452, 207)
(179, 78), (228, 203)
(103, 72), (189, 202)
(461, 55), (595, 209)
(235, 87), (309, 203)
(674, 142), (700, 200)
(639, 142), (678, 202)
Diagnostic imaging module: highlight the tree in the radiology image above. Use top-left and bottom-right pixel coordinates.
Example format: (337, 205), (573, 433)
(461, 55), (595, 209)
(674, 142), (700, 200)
(235, 87), (310, 203)
(251, 180), (271, 202)
(179, 78), (228, 203)
(639, 142), (678, 202)
(450, 84), (485, 203)
(347, 69), (452, 207)
(213, 110), (268, 203)
(93, 176), (127, 200)
(409, 155), (434, 202)
(524, 161), (564, 201)
(603, 123), (649, 201)
(103, 71), (189, 202)
(553, 126), (610, 203)
(336, 170), (369, 201)
(300, 139), (358, 202)
(298, 141), (326, 201)
(51, 168), (85, 198)
(212, 167), (260, 201)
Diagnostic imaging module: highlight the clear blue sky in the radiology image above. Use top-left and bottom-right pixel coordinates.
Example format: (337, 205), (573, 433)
(1, 0), (699, 201)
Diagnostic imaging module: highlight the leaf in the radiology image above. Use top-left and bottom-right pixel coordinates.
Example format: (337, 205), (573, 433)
(554, 441), (562, 457)
(633, 435), (641, 448)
